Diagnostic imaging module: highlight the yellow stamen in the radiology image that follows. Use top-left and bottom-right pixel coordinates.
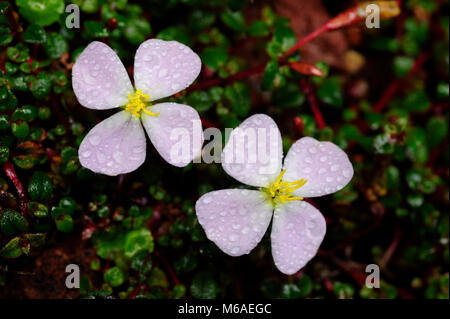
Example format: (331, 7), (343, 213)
(264, 169), (307, 205)
(124, 89), (159, 118)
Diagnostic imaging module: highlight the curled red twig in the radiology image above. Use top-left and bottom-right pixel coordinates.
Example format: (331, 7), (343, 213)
(156, 251), (181, 286)
(373, 51), (429, 113)
(2, 161), (28, 216)
(300, 79), (326, 130)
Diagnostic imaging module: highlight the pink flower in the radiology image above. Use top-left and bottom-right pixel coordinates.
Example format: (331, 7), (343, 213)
(72, 40), (203, 176)
(195, 114), (354, 275)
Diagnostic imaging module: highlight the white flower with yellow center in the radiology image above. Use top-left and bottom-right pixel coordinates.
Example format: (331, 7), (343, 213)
(72, 39), (203, 176)
(195, 114), (354, 275)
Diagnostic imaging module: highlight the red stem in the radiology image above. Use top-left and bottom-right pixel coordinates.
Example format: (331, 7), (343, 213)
(156, 252), (181, 286)
(4, 6), (22, 40)
(285, 25), (329, 57)
(188, 18), (336, 93)
(0, 57), (5, 75)
(127, 284), (145, 299)
(379, 228), (402, 269)
(2, 161), (28, 216)
(373, 51), (429, 113)
(300, 79), (326, 129)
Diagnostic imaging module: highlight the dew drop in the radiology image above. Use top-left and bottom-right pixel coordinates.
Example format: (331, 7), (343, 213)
(158, 68), (168, 78)
(331, 164), (340, 172)
(343, 169), (351, 178)
(89, 135), (101, 146)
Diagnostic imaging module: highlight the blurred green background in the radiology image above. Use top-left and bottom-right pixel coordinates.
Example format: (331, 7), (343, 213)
(0, 0), (448, 299)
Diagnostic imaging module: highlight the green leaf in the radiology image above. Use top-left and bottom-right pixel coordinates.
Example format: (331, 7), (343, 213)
(201, 47), (228, 71)
(0, 146), (9, 164)
(157, 26), (192, 46)
(43, 33), (68, 59)
(386, 165), (400, 190)
(0, 237), (23, 258)
(437, 82), (449, 99)
(11, 121), (29, 139)
(282, 283), (301, 298)
(220, 10), (245, 32)
(55, 214), (73, 233)
(224, 82), (251, 117)
(38, 106), (51, 120)
(24, 233), (45, 247)
(274, 25), (296, 52)
(172, 284), (186, 298)
(0, 115), (10, 131)
(426, 117), (448, 147)
(405, 127), (428, 163)
(22, 24), (47, 44)
(297, 274), (313, 297)
(187, 91), (214, 112)
(76, 0), (100, 13)
(30, 73), (52, 99)
(124, 229), (154, 258)
(403, 89), (430, 112)
(13, 141), (46, 169)
(0, 87), (18, 112)
(0, 33), (13, 45)
(28, 171), (53, 201)
(59, 197), (76, 215)
(123, 18), (151, 45)
(16, 0), (64, 27)
(104, 266), (125, 287)
(0, 2), (10, 13)
(247, 20), (269, 36)
(84, 21), (110, 38)
(190, 271), (218, 299)
(262, 60), (279, 91)
(273, 82), (305, 107)
(407, 193), (424, 208)
(131, 250), (152, 274)
(12, 105), (38, 121)
(147, 267), (169, 288)
(7, 44), (30, 63)
(393, 56), (414, 77)
(317, 77), (343, 107)
(1, 209), (28, 236)
(189, 10), (215, 32)
(27, 202), (49, 218)
(334, 282), (355, 299)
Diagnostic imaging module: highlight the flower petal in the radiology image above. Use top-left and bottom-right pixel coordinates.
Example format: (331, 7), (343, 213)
(196, 189), (273, 256)
(221, 114), (283, 187)
(283, 137), (354, 198)
(72, 41), (133, 110)
(134, 39), (201, 101)
(78, 111), (146, 176)
(141, 102), (203, 167)
(271, 200), (326, 275)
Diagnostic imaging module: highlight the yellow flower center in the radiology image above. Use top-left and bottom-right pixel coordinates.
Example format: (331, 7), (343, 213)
(264, 169), (307, 205)
(124, 89), (159, 118)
